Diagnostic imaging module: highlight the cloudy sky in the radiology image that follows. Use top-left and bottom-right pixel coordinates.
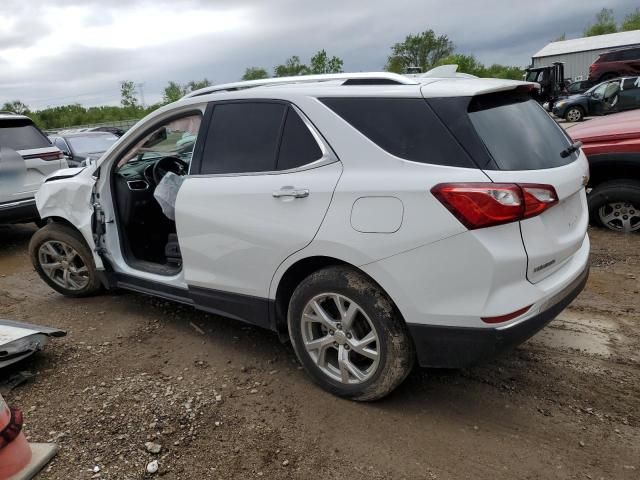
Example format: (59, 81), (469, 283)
(0, 0), (635, 110)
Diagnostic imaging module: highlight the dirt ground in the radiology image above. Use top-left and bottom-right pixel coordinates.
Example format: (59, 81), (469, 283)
(0, 223), (638, 480)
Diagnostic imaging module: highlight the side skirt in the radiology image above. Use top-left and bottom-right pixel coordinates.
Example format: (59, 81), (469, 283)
(104, 273), (274, 330)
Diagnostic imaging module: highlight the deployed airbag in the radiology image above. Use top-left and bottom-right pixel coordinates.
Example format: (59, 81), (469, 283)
(153, 172), (184, 221)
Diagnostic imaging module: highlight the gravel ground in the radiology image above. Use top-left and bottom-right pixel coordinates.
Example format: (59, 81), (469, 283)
(0, 223), (639, 479)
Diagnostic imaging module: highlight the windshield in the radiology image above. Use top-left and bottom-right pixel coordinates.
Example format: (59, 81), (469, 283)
(67, 134), (118, 155)
(468, 93), (577, 170)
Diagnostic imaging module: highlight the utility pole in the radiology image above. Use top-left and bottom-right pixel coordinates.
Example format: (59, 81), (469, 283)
(137, 83), (146, 108)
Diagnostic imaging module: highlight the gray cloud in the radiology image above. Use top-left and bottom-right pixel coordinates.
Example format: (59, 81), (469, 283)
(0, 0), (635, 109)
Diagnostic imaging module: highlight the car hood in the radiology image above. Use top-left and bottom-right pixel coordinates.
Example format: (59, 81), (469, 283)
(569, 109), (640, 142)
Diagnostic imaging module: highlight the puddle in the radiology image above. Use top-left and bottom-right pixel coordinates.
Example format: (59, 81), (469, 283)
(529, 311), (617, 357)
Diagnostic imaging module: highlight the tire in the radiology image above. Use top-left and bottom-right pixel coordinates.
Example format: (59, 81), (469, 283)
(588, 180), (640, 233)
(29, 223), (103, 297)
(287, 266), (415, 401)
(564, 106), (584, 122)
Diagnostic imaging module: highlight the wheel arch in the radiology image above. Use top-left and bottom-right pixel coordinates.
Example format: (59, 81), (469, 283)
(587, 154), (640, 189)
(272, 255), (407, 337)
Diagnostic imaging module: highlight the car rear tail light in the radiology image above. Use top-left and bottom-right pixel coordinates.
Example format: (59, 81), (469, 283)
(431, 182), (558, 230)
(481, 305), (532, 324)
(0, 407), (23, 449)
(21, 152), (64, 161)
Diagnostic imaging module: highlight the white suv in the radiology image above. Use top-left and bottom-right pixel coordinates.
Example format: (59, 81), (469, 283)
(30, 71), (590, 400)
(0, 113), (67, 224)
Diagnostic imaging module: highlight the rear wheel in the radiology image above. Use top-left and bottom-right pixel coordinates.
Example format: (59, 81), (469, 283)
(288, 266), (414, 401)
(588, 180), (640, 233)
(565, 106), (584, 122)
(29, 223), (103, 296)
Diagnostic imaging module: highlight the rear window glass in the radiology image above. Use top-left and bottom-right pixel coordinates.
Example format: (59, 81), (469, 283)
(320, 97), (475, 168)
(277, 109), (322, 170)
(468, 93), (577, 170)
(0, 120), (51, 151)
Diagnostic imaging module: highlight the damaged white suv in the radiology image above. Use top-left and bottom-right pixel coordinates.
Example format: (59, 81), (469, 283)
(30, 70), (590, 400)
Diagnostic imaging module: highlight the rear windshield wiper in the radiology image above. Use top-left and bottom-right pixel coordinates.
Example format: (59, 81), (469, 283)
(560, 140), (582, 158)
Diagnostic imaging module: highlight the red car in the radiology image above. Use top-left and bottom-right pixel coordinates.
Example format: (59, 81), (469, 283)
(569, 109), (640, 232)
(588, 47), (640, 83)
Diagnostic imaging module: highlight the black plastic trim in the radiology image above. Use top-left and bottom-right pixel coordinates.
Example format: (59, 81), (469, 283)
(407, 264), (589, 368)
(189, 286), (272, 330)
(114, 273), (193, 305)
(0, 199), (38, 223)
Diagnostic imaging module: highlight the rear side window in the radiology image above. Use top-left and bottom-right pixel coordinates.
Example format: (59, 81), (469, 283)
(320, 97), (475, 168)
(620, 49), (640, 61)
(277, 109), (323, 170)
(0, 119), (51, 151)
(201, 102), (286, 174)
(468, 93), (576, 170)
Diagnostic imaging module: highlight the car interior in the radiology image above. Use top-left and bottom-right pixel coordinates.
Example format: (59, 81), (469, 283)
(110, 114), (201, 275)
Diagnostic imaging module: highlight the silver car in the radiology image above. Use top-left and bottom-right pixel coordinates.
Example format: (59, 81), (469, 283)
(0, 113), (67, 224)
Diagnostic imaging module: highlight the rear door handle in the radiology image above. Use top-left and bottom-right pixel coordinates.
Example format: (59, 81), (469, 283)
(272, 187), (309, 199)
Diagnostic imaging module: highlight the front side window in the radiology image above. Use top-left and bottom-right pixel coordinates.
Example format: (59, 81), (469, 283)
(199, 102), (324, 175)
(118, 114), (201, 169)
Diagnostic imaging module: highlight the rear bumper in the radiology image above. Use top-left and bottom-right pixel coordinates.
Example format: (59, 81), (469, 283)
(407, 264), (589, 368)
(0, 198), (39, 224)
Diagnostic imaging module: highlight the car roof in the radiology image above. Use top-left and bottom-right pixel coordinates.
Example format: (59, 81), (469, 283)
(176, 74), (533, 107)
(569, 109), (640, 140)
(0, 112), (33, 122)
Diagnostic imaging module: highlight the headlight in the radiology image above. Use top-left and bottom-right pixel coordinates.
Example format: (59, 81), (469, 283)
(555, 101), (566, 108)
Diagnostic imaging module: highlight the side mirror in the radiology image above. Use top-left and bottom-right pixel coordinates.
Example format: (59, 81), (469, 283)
(79, 157), (96, 168)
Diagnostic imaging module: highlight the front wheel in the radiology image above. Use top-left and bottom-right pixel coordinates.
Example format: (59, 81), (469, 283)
(565, 106), (584, 122)
(588, 180), (640, 233)
(29, 223), (103, 297)
(288, 266), (414, 401)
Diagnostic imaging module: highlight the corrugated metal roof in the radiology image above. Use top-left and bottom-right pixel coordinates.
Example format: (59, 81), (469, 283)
(533, 30), (640, 58)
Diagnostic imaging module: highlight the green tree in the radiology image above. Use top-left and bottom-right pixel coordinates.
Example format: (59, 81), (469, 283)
(309, 49), (344, 74)
(552, 33), (566, 42)
(186, 78), (212, 92)
(1, 100), (30, 115)
(621, 8), (640, 31)
(436, 54), (485, 76)
(120, 80), (139, 109)
(584, 8), (618, 37)
(242, 67), (269, 80)
(274, 56), (309, 77)
(163, 81), (186, 104)
(385, 30), (454, 73)
(483, 64), (524, 80)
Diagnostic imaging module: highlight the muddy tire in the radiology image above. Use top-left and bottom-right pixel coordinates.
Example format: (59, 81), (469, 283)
(288, 266), (415, 401)
(588, 180), (640, 233)
(29, 223), (103, 297)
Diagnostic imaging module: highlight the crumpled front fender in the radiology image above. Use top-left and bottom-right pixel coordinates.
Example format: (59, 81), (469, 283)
(35, 168), (103, 269)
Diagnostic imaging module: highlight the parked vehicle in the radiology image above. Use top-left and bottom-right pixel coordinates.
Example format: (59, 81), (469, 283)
(568, 109), (640, 233)
(0, 113), (67, 224)
(525, 62), (566, 110)
(29, 71), (590, 400)
(48, 131), (119, 167)
(566, 80), (593, 95)
(553, 76), (640, 122)
(588, 47), (640, 83)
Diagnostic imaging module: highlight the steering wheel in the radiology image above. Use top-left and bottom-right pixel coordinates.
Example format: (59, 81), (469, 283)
(152, 156), (188, 185)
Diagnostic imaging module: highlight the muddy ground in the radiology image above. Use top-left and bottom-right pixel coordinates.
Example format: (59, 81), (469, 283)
(0, 223), (638, 480)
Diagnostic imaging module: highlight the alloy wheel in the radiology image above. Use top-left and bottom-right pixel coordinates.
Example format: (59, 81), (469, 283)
(301, 293), (380, 385)
(38, 240), (90, 290)
(598, 202), (640, 232)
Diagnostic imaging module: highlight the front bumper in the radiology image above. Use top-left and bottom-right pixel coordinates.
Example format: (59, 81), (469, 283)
(407, 264), (589, 368)
(552, 104), (568, 118)
(0, 198), (39, 224)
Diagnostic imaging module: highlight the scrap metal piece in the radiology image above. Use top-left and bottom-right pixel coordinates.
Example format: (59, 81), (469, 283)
(0, 319), (66, 369)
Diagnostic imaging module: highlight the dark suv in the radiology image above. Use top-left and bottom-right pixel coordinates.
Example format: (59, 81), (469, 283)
(589, 47), (640, 83)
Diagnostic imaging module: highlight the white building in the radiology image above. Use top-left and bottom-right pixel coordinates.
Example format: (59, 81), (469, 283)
(532, 30), (640, 81)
